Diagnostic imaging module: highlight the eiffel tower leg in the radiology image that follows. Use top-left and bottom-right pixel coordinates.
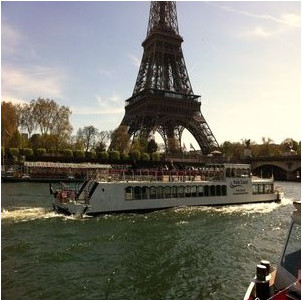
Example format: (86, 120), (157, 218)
(184, 114), (219, 155)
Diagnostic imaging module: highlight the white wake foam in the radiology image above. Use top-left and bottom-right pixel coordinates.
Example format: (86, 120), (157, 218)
(173, 197), (295, 216)
(1, 207), (61, 222)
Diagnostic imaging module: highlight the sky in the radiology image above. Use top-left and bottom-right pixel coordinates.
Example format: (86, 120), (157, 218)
(1, 1), (301, 149)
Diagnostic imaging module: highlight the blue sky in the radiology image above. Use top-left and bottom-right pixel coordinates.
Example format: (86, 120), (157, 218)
(2, 1), (301, 148)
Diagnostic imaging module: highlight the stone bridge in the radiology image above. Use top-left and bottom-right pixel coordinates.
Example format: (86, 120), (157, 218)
(245, 155), (301, 181)
(163, 153), (300, 181)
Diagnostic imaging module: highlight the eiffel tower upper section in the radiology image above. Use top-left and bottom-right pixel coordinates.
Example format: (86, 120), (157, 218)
(114, 1), (219, 155)
(132, 1), (193, 96)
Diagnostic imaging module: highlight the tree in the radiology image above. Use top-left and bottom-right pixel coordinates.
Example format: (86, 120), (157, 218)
(129, 149), (141, 161)
(130, 137), (148, 153)
(31, 98), (59, 135)
(109, 125), (130, 153)
(50, 105), (73, 150)
(167, 137), (180, 153)
(26, 98), (73, 149)
(151, 152), (160, 161)
(147, 139), (158, 153)
(221, 141), (245, 160)
(99, 130), (110, 149)
(1, 102), (19, 148)
(98, 151), (109, 160)
(95, 130), (110, 155)
(141, 152), (150, 161)
(109, 150), (120, 160)
(19, 102), (35, 137)
(257, 137), (277, 157)
(29, 134), (43, 149)
(281, 138), (299, 154)
(77, 126), (99, 153)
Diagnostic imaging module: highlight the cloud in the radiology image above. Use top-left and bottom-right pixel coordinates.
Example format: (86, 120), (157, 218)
(98, 68), (114, 78)
(72, 107), (124, 115)
(2, 65), (65, 100)
(206, 2), (300, 28)
(278, 13), (300, 28)
(128, 54), (141, 68)
(1, 21), (24, 55)
(72, 93), (124, 115)
(239, 26), (272, 38)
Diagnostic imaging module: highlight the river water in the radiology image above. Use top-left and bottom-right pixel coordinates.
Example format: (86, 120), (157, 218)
(1, 181), (300, 300)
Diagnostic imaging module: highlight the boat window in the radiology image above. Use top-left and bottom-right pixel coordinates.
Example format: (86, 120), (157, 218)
(210, 185), (216, 196)
(216, 185), (221, 196)
(157, 186), (163, 199)
(222, 185), (227, 196)
(142, 186), (149, 199)
(198, 186), (204, 197)
(252, 184), (258, 194)
(258, 184), (264, 194)
(204, 185), (209, 196)
(241, 168), (251, 178)
(177, 186), (184, 197)
(281, 222), (301, 278)
(265, 184), (273, 194)
(149, 186), (156, 199)
(171, 186), (177, 198)
(164, 186), (171, 198)
(185, 186), (191, 197)
(191, 186), (197, 197)
(134, 186), (142, 200)
(125, 186), (134, 200)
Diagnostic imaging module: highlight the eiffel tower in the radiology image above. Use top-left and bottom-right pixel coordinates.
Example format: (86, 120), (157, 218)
(113, 1), (219, 154)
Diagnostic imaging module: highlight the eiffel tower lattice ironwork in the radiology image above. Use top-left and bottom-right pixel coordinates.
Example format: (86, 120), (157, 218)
(114, 1), (219, 154)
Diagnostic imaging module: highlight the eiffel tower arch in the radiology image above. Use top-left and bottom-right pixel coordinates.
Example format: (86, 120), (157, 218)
(111, 1), (219, 155)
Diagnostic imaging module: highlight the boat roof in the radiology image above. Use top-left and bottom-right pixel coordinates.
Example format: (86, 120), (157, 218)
(24, 161), (112, 169)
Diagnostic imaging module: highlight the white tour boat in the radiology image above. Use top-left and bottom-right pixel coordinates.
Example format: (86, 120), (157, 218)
(50, 163), (282, 216)
(244, 201), (300, 300)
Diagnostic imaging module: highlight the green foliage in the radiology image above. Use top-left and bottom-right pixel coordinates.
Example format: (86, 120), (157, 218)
(1, 102), (19, 147)
(9, 148), (19, 157)
(86, 151), (96, 159)
(141, 152), (150, 161)
(36, 148), (46, 156)
(30, 134), (43, 149)
(129, 149), (141, 161)
(147, 139), (158, 153)
(151, 152), (161, 161)
(109, 150), (120, 160)
(63, 149), (73, 157)
(98, 151), (109, 160)
(22, 148), (33, 157)
(221, 141), (244, 160)
(2, 98), (72, 151)
(77, 125), (99, 152)
(73, 150), (85, 158)
(121, 153), (130, 161)
(110, 125), (130, 153)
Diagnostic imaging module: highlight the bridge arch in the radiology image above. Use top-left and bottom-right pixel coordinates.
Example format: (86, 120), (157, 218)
(253, 164), (287, 181)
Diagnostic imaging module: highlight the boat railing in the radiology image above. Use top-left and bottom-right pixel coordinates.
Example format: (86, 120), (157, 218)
(96, 169), (225, 183)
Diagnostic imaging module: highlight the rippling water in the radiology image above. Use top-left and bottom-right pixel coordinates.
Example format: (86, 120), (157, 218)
(1, 181), (300, 300)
